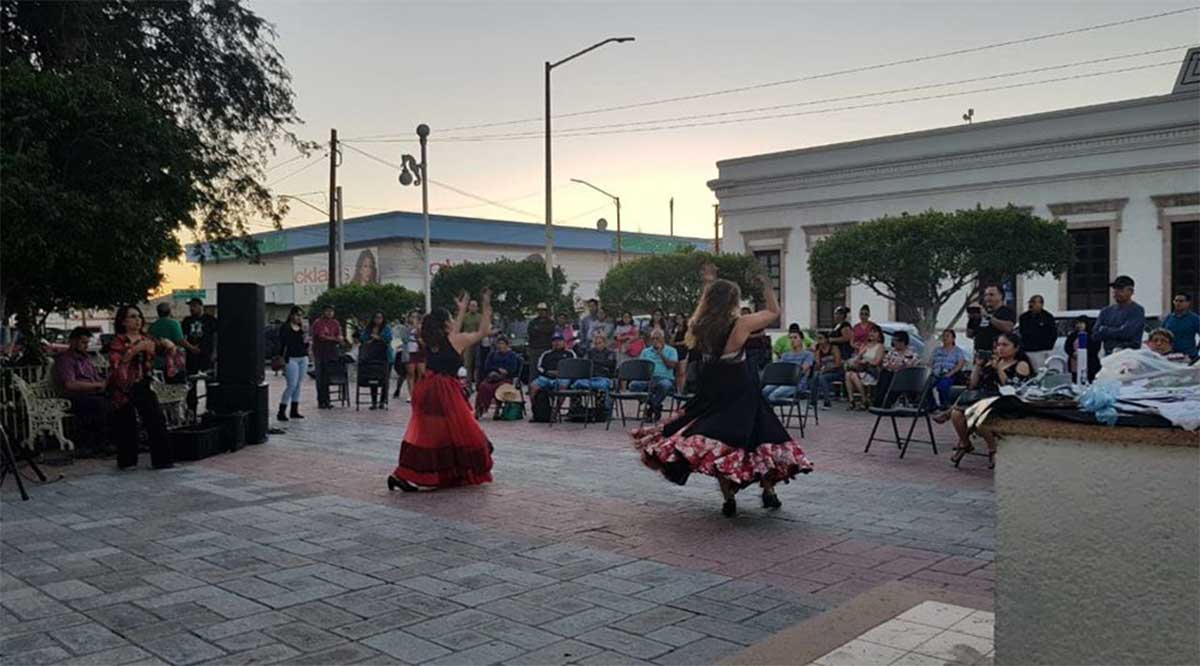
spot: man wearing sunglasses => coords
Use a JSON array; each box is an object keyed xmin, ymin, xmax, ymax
[{"xmin": 1163, "ymin": 292, "xmax": 1199, "ymax": 361}]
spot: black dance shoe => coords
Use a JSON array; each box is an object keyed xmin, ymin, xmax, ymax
[
  {"xmin": 721, "ymin": 498, "xmax": 737, "ymax": 518},
  {"xmin": 762, "ymin": 490, "xmax": 782, "ymax": 510},
  {"xmin": 387, "ymin": 475, "xmax": 400, "ymax": 491}
]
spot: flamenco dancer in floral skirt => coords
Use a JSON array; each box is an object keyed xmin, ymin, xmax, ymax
[
  {"xmin": 632, "ymin": 275, "xmax": 812, "ymax": 517},
  {"xmin": 388, "ymin": 290, "xmax": 495, "ymax": 491}
]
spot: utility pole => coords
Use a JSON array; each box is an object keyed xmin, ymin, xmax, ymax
[
  {"xmin": 669, "ymin": 197, "xmax": 674, "ymax": 237},
  {"xmin": 713, "ymin": 204, "xmax": 721, "ymax": 254},
  {"xmin": 328, "ymin": 128, "xmax": 339, "ymax": 289},
  {"xmin": 336, "ymin": 185, "xmax": 344, "ymax": 287}
]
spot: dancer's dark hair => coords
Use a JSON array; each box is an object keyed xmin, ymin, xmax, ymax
[{"xmin": 420, "ymin": 308, "xmax": 451, "ymax": 351}]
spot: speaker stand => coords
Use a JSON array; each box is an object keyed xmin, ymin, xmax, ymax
[{"xmin": 0, "ymin": 425, "xmax": 48, "ymax": 502}]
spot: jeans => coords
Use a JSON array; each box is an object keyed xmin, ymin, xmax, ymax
[
  {"xmin": 113, "ymin": 381, "xmax": 172, "ymax": 469},
  {"xmin": 762, "ymin": 385, "xmax": 801, "ymax": 402},
  {"xmin": 933, "ymin": 376, "xmax": 956, "ymax": 408},
  {"xmin": 280, "ymin": 356, "xmax": 308, "ymax": 406},
  {"xmin": 817, "ymin": 369, "xmax": 842, "ymax": 403},
  {"xmin": 630, "ymin": 377, "xmax": 674, "ymax": 412},
  {"xmin": 533, "ymin": 376, "xmax": 571, "ymax": 392}
]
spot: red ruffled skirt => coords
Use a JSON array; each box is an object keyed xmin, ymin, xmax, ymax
[
  {"xmin": 632, "ymin": 417, "xmax": 813, "ymax": 487},
  {"xmin": 393, "ymin": 373, "xmax": 493, "ymax": 488}
]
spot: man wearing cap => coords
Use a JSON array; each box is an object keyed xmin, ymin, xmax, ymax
[
  {"xmin": 526, "ymin": 302, "xmax": 556, "ymax": 378},
  {"xmin": 1094, "ymin": 275, "xmax": 1146, "ymax": 355},
  {"xmin": 530, "ymin": 334, "xmax": 576, "ymax": 398},
  {"xmin": 181, "ymin": 298, "xmax": 218, "ymax": 376}
]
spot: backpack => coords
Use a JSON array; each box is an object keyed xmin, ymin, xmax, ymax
[
  {"xmin": 498, "ymin": 401, "xmax": 524, "ymax": 421},
  {"xmin": 530, "ymin": 390, "xmax": 553, "ymax": 423}
]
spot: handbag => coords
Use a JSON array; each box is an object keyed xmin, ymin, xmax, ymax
[{"xmin": 271, "ymin": 355, "xmax": 285, "ymax": 372}]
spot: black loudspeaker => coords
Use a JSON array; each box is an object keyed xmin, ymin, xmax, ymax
[
  {"xmin": 208, "ymin": 382, "xmax": 269, "ymax": 445},
  {"xmin": 217, "ymin": 282, "xmax": 266, "ymax": 385}
]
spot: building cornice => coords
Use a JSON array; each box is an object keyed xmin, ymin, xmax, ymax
[
  {"xmin": 1151, "ymin": 192, "xmax": 1200, "ymax": 209},
  {"xmin": 710, "ymin": 123, "xmax": 1198, "ymax": 198},
  {"xmin": 1047, "ymin": 198, "xmax": 1128, "ymax": 217},
  {"xmin": 716, "ymin": 161, "xmax": 1199, "ymax": 217}
]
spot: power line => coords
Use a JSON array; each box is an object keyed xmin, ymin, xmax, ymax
[
  {"xmin": 265, "ymin": 153, "xmax": 310, "ymax": 172},
  {"xmin": 341, "ymin": 7, "xmax": 1197, "ymax": 140},
  {"xmin": 435, "ymin": 60, "xmax": 1178, "ymax": 143},
  {"xmin": 266, "ymin": 153, "xmax": 327, "ymax": 187},
  {"xmin": 430, "ymin": 46, "xmax": 1191, "ymax": 141}
]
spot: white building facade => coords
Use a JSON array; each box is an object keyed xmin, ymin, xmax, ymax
[{"xmin": 710, "ymin": 82, "xmax": 1199, "ymax": 332}]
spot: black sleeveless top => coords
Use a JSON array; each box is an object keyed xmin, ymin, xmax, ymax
[{"xmin": 425, "ymin": 344, "xmax": 463, "ymax": 376}]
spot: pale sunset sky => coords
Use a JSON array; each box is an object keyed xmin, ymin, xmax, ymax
[{"xmin": 159, "ymin": 0, "xmax": 1198, "ymax": 292}]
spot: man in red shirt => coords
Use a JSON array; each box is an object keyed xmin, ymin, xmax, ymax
[{"xmin": 311, "ymin": 304, "xmax": 346, "ymax": 409}]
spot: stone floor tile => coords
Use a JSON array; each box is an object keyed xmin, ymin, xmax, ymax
[
  {"xmin": 653, "ymin": 637, "xmax": 743, "ymax": 665},
  {"xmin": 856, "ymin": 619, "xmax": 943, "ymax": 651},
  {"xmin": 504, "ymin": 639, "xmax": 603, "ymax": 665},
  {"xmin": 815, "ymin": 638, "xmax": 908, "ymax": 666},
  {"xmin": 362, "ymin": 630, "xmax": 451, "ymax": 662},
  {"xmin": 424, "ymin": 640, "xmax": 526, "ymax": 666},
  {"xmin": 263, "ymin": 622, "xmax": 345, "ymax": 652},
  {"xmin": 40, "ymin": 580, "xmax": 104, "ymax": 601},
  {"xmin": 643, "ymin": 626, "xmax": 707, "ymax": 648},
  {"xmin": 142, "ymin": 633, "xmax": 226, "ymax": 666},
  {"xmin": 541, "ymin": 607, "xmax": 628, "ymax": 638},
  {"xmin": 895, "ymin": 601, "xmax": 976, "ymax": 629},
  {"xmin": 912, "ymin": 629, "xmax": 993, "ymax": 663},
  {"xmin": 949, "ymin": 610, "xmax": 995, "ymax": 639},
  {"xmin": 576, "ymin": 628, "xmax": 672, "ymax": 660},
  {"xmin": 50, "ymin": 622, "xmax": 129, "ymax": 655}
]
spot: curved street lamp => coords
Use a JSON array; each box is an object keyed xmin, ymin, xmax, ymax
[
  {"xmin": 570, "ymin": 178, "xmax": 622, "ymax": 264},
  {"xmin": 544, "ymin": 37, "xmax": 635, "ymax": 278},
  {"xmin": 398, "ymin": 124, "xmax": 432, "ymax": 313}
]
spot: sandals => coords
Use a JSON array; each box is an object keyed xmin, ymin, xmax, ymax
[{"xmin": 950, "ymin": 443, "xmax": 975, "ymax": 464}]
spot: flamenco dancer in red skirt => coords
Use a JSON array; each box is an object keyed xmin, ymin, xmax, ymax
[
  {"xmin": 632, "ymin": 274, "xmax": 812, "ymax": 517},
  {"xmin": 388, "ymin": 289, "xmax": 494, "ymax": 491}
]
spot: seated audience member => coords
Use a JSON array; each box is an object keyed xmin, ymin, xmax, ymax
[
  {"xmin": 946, "ymin": 331, "xmax": 1032, "ymax": 468},
  {"xmin": 812, "ymin": 332, "xmax": 842, "ymax": 409},
  {"xmin": 762, "ymin": 331, "xmax": 815, "ymax": 402},
  {"xmin": 882, "ymin": 330, "xmax": 920, "ymax": 372},
  {"xmin": 632, "ymin": 329, "xmax": 678, "ymax": 421},
  {"xmin": 475, "ymin": 336, "xmax": 521, "ymax": 416},
  {"xmin": 52, "ymin": 327, "xmax": 109, "ymax": 449},
  {"xmin": 930, "ymin": 329, "xmax": 969, "ymax": 409},
  {"xmin": 772, "ymin": 323, "xmax": 811, "ymax": 359},
  {"xmin": 1148, "ymin": 328, "xmax": 1189, "ymax": 363},
  {"xmin": 844, "ymin": 326, "xmax": 884, "ymax": 410},
  {"xmin": 529, "ymin": 334, "xmax": 576, "ymax": 397},
  {"xmin": 575, "ymin": 332, "xmax": 618, "ymax": 413}
]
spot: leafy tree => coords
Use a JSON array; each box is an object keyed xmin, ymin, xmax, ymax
[
  {"xmin": 310, "ymin": 284, "xmax": 423, "ymax": 326},
  {"xmin": 597, "ymin": 249, "xmax": 764, "ymax": 317},
  {"xmin": 808, "ymin": 206, "xmax": 1072, "ymax": 339},
  {"xmin": 431, "ymin": 258, "xmax": 576, "ymax": 324},
  {"xmin": 1, "ymin": 1, "xmax": 305, "ymax": 359}
]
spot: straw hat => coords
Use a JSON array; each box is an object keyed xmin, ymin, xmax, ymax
[{"xmin": 495, "ymin": 384, "xmax": 522, "ymax": 403}]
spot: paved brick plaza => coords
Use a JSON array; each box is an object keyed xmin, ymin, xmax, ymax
[{"xmin": 2, "ymin": 375, "xmax": 994, "ymax": 665}]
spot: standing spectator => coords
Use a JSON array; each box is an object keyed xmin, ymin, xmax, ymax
[
  {"xmin": 461, "ymin": 300, "xmax": 482, "ymax": 385},
  {"xmin": 1094, "ymin": 275, "xmax": 1146, "ymax": 355},
  {"xmin": 1163, "ymin": 292, "xmax": 1199, "ymax": 361},
  {"xmin": 632, "ymin": 329, "xmax": 678, "ymax": 421},
  {"xmin": 555, "ymin": 312, "xmax": 577, "ymax": 351},
  {"xmin": 844, "ymin": 326, "xmax": 884, "ymax": 410},
  {"xmin": 591, "ymin": 308, "xmax": 615, "ymax": 349},
  {"xmin": 180, "ymin": 298, "xmax": 217, "ymax": 376},
  {"xmin": 851, "ymin": 305, "xmax": 876, "ymax": 352},
  {"xmin": 882, "ymin": 330, "xmax": 920, "ymax": 372},
  {"xmin": 966, "ymin": 284, "xmax": 1016, "ymax": 355},
  {"xmin": 475, "ymin": 312, "xmax": 501, "ymax": 384},
  {"xmin": 1018, "ymin": 295, "xmax": 1057, "ymax": 370},
  {"xmin": 1065, "ymin": 315, "xmax": 1101, "ymax": 382},
  {"xmin": 52, "ymin": 327, "xmax": 108, "ymax": 450},
  {"xmin": 475, "ymin": 336, "xmax": 520, "ymax": 417},
  {"xmin": 829, "ymin": 305, "xmax": 854, "ymax": 361},
  {"xmin": 648, "ymin": 309, "xmax": 667, "ymax": 335},
  {"xmin": 930, "ymin": 329, "xmax": 969, "ymax": 409},
  {"xmin": 311, "ymin": 304, "xmax": 346, "ymax": 409},
  {"xmin": 359, "ymin": 311, "xmax": 394, "ymax": 410},
  {"xmin": 578, "ymin": 299, "xmax": 600, "ymax": 352},
  {"xmin": 276, "ymin": 307, "xmax": 309, "ymax": 421},
  {"xmin": 577, "ymin": 332, "xmax": 618, "ymax": 415},
  {"xmin": 148, "ymin": 302, "xmax": 186, "ymax": 383},
  {"xmin": 812, "ymin": 332, "xmax": 842, "ymax": 409},
  {"xmin": 761, "ymin": 331, "xmax": 814, "ymax": 403},
  {"xmin": 614, "ymin": 311, "xmax": 640, "ymax": 365},
  {"xmin": 526, "ymin": 303, "xmax": 556, "ymax": 376},
  {"xmin": 529, "ymin": 334, "xmax": 576, "ymax": 397},
  {"xmin": 107, "ymin": 305, "xmax": 174, "ymax": 470},
  {"xmin": 741, "ymin": 307, "xmax": 773, "ymax": 373},
  {"xmin": 401, "ymin": 311, "xmax": 425, "ymax": 402}
]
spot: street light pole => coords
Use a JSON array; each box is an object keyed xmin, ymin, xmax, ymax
[
  {"xmin": 399, "ymin": 124, "xmax": 432, "ymax": 313},
  {"xmin": 545, "ymin": 36, "xmax": 635, "ymax": 279},
  {"xmin": 570, "ymin": 178, "xmax": 623, "ymax": 264}
]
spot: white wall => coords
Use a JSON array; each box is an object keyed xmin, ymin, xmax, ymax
[
  {"xmin": 713, "ymin": 93, "xmax": 1200, "ymax": 331},
  {"xmin": 994, "ymin": 433, "xmax": 1199, "ymax": 665}
]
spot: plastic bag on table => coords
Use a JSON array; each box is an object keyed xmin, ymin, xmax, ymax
[
  {"xmin": 1094, "ymin": 349, "xmax": 1199, "ymax": 386},
  {"xmin": 1079, "ymin": 380, "xmax": 1121, "ymax": 426}
]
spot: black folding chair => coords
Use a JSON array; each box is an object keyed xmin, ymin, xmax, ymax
[
  {"xmin": 762, "ymin": 362, "xmax": 809, "ymax": 437},
  {"xmin": 326, "ymin": 357, "xmax": 351, "ymax": 407},
  {"xmin": 608, "ymin": 360, "xmax": 654, "ymax": 430},
  {"xmin": 864, "ymin": 367, "xmax": 937, "ymax": 458},
  {"xmin": 548, "ymin": 358, "xmax": 594, "ymax": 428},
  {"xmin": 355, "ymin": 360, "xmax": 390, "ymax": 411}
]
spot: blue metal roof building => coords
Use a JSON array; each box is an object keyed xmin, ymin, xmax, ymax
[{"xmin": 188, "ymin": 210, "xmax": 710, "ymax": 261}]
